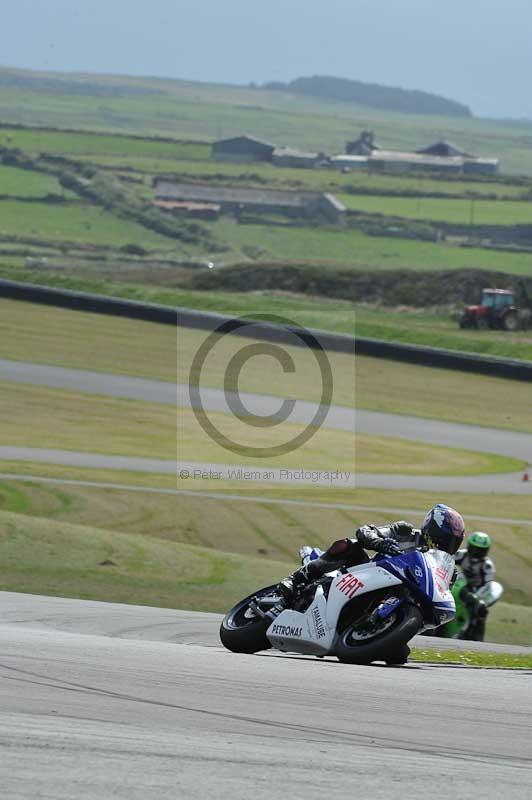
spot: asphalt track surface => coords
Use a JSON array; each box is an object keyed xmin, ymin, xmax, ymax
[
  {"xmin": 1, "ymin": 593, "xmax": 531, "ymax": 800},
  {"xmin": 2, "ymin": 359, "xmax": 532, "ymax": 494}
]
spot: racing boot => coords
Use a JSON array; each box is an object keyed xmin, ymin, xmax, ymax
[
  {"xmin": 278, "ymin": 539, "xmax": 367, "ymax": 604},
  {"xmin": 462, "ymin": 600, "xmax": 488, "ymax": 642},
  {"xmin": 277, "ymin": 558, "xmax": 329, "ymax": 603},
  {"xmin": 277, "ymin": 565, "xmax": 311, "ymax": 604}
]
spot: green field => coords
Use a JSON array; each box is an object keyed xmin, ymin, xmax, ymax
[
  {"xmin": 210, "ymin": 221, "xmax": 532, "ymax": 274},
  {"xmin": 339, "ymin": 194, "xmax": 532, "ymax": 226},
  {"xmin": 0, "ymin": 127, "xmax": 210, "ymax": 161},
  {"xmin": 0, "ymin": 199, "xmax": 175, "ymax": 249},
  {"xmin": 0, "ymin": 163, "xmax": 66, "ymax": 197}
]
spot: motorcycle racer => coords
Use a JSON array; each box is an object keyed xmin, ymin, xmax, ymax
[
  {"xmin": 277, "ymin": 504, "xmax": 465, "ymax": 663},
  {"xmin": 454, "ymin": 531, "xmax": 495, "ymax": 641},
  {"xmin": 279, "ymin": 504, "xmax": 466, "ymax": 602}
]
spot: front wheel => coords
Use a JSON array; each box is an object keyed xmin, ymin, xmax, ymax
[
  {"xmin": 220, "ymin": 585, "xmax": 279, "ymax": 653},
  {"xmin": 335, "ymin": 604, "xmax": 423, "ymax": 664}
]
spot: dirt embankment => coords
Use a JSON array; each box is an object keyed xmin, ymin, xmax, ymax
[{"xmin": 188, "ymin": 263, "xmax": 532, "ymax": 308}]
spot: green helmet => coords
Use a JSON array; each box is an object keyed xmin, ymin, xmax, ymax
[{"xmin": 467, "ymin": 531, "xmax": 491, "ymax": 559}]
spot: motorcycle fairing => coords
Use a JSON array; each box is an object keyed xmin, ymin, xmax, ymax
[
  {"xmin": 266, "ymin": 562, "xmax": 402, "ymax": 655},
  {"xmin": 325, "ymin": 561, "xmax": 403, "ymax": 630},
  {"xmin": 265, "ymin": 550, "xmax": 456, "ymax": 656},
  {"xmin": 266, "ymin": 584, "xmax": 335, "ymax": 654},
  {"xmin": 377, "ymin": 549, "xmax": 456, "ymax": 626}
]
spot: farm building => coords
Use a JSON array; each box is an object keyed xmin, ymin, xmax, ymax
[
  {"xmin": 368, "ymin": 150, "xmax": 464, "ymax": 174},
  {"xmin": 345, "ymin": 130, "xmax": 380, "ymax": 155},
  {"xmin": 417, "ymin": 140, "xmax": 499, "ymax": 174},
  {"xmin": 272, "ymin": 147, "xmax": 330, "ymax": 168},
  {"xmin": 462, "ymin": 157, "xmax": 500, "ymax": 175},
  {"xmin": 152, "ymin": 200, "xmax": 220, "ymax": 221},
  {"xmin": 331, "ymin": 132, "xmax": 500, "ymax": 175},
  {"xmin": 153, "ymin": 180, "xmax": 346, "ymax": 223},
  {"xmin": 211, "ymin": 135, "xmax": 275, "ymax": 163},
  {"xmin": 330, "ymin": 154, "xmax": 369, "ymax": 170},
  {"xmin": 417, "ymin": 140, "xmax": 470, "ymax": 158}
]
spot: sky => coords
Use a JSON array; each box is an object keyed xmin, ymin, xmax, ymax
[{"xmin": 3, "ymin": 0, "xmax": 532, "ymax": 119}]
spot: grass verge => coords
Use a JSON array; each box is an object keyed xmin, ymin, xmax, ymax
[
  {"xmin": 0, "ymin": 509, "xmax": 291, "ymax": 612},
  {"xmin": 410, "ymin": 648, "xmax": 532, "ymax": 668}
]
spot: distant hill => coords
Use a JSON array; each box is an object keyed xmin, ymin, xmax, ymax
[
  {"xmin": 0, "ymin": 65, "xmax": 164, "ymax": 97},
  {"xmin": 262, "ymin": 75, "xmax": 472, "ymax": 118}
]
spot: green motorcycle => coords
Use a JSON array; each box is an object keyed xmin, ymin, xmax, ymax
[{"xmin": 436, "ymin": 573, "xmax": 504, "ymax": 640}]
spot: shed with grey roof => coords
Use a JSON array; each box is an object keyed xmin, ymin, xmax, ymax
[
  {"xmin": 368, "ymin": 150, "xmax": 464, "ymax": 174},
  {"xmin": 417, "ymin": 140, "xmax": 471, "ymax": 158},
  {"xmin": 272, "ymin": 148, "xmax": 330, "ymax": 168},
  {"xmin": 153, "ymin": 180, "xmax": 346, "ymax": 222},
  {"xmin": 463, "ymin": 158, "xmax": 500, "ymax": 176},
  {"xmin": 211, "ymin": 135, "xmax": 275, "ymax": 163}
]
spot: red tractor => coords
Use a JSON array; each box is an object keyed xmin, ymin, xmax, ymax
[{"xmin": 459, "ymin": 288, "xmax": 522, "ymax": 331}]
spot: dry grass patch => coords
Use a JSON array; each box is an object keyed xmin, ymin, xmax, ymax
[
  {"xmin": 179, "ymin": 326, "xmax": 355, "ymax": 408},
  {"xmin": 0, "ymin": 299, "xmax": 177, "ymax": 381},
  {"xmin": 0, "ymin": 382, "xmax": 176, "ymax": 458},
  {"xmin": 355, "ymin": 356, "xmax": 532, "ymax": 433}
]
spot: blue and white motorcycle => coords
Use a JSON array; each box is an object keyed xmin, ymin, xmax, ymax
[{"xmin": 220, "ymin": 544, "xmax": 456, "ymax": 664}]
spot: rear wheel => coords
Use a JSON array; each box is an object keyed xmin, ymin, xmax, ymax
[
  {"xmin": 502, "ymin": 311, "xmax": 518, "ymax": 332},
  {"xmin": 335, "ymin": 604, "xmax": 423, "ymax": 665},
  {"xmin": 219, "ymin": 585, "xmax": 278, "ymax": 653}
]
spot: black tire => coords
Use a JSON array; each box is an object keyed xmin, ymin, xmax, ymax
[
  {"xmin": 335, "ymin": 604, "xmax": 423, "ymax": 665},
  {"xmin": 458, "ymin": 313, "xmax": 470, "ymax": 329},
  {"xmin": 502, "ymin": 311, "xmax": 518, "ymax": 332},
  {"xmin": 476, "ymin": 316, "xmax": 489, "ymax": 330},
  {"xmin": 219, "ymin": 585, "xmax": 278, "ymax": 654}
]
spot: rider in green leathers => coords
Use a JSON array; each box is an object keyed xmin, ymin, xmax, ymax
[{"xmin": 454, "ymin": 532, "xmax": 495, "ymax": 641}]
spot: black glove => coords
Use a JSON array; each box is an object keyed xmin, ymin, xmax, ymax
[
  {"xmin": 390, "ymin": 521, "xmax": 414, "ymax": 538},
  {"xmin": 373, "ymin": 537, "xmax": 402, "ymax": 556},
  {"xmin": 355, "ymin": 524, "xmax": 379, "ymax": 542}
]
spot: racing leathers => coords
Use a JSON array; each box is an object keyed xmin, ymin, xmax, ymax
[
  {"xmin": 279, "ymin": 521, "xmax": 420, "ymax": 598},
  {"xmin": 454, "ymin": 549, "xmax": 496, "ymax": 641}
]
